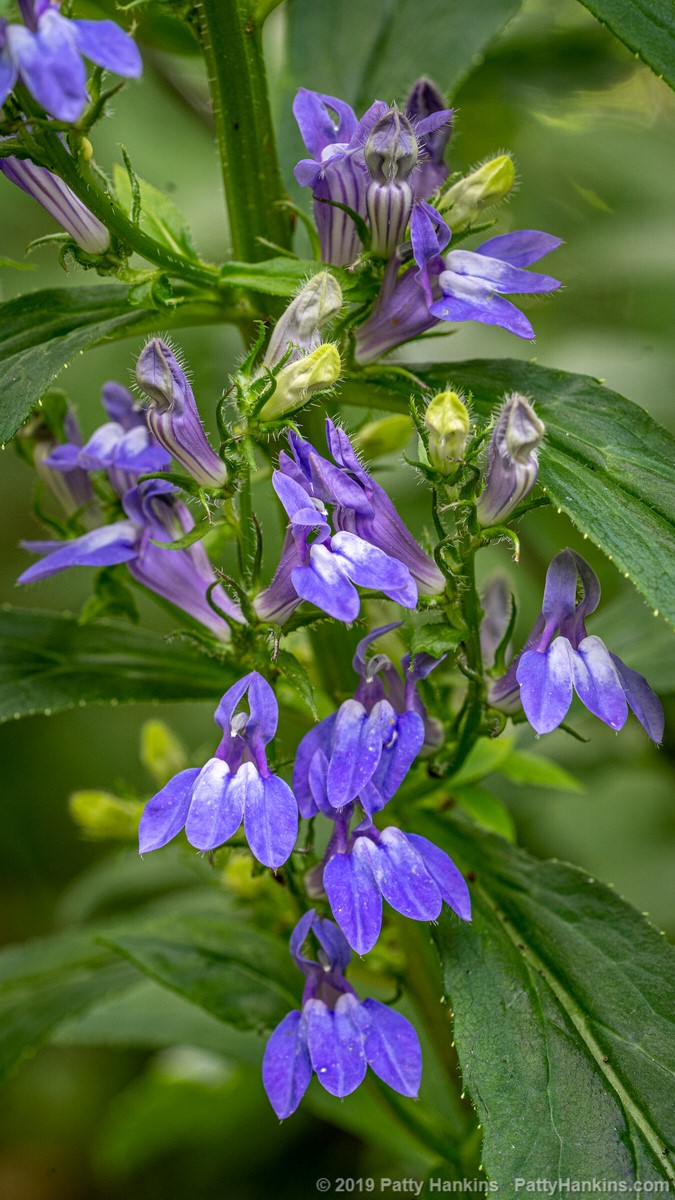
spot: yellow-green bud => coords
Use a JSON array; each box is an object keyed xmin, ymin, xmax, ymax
[
  {"xmin": 424, "ymin": 391, "xmax": 471, "ymax": 475},
  {"xmin": 437, "ymin": 155, "xmax": 515, "ymax": 230},
  {"xmin": 69, "ymin": 790, "xmax": 143, "ymax": 840},
  {"xmin": 356, "ymin": 415, "xmax": 413, "ymax": 459},
  {"xmin": 140, "ymin": 720, "xmax": 187, "ymax": 787},
  {"xmin": 259, "ymin": 343, "xmax": 341, "ymax": 421}
]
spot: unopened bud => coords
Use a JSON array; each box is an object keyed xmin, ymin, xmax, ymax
[
  {"xmin": 69, "ymin": 790, "xmax": 143, "ymax": 840},
  {"xmin": 480, "ymin": 576, "xmax": 512, "ymax": 669},
  {"xmin": 424, "ymin": 390, "xmax": 470, "ymax": 475},
  {"xmin": 437, "ymin": 155, "xmax": 515, "ymax": 230},
  {"xmin": 0, "ymin": 156, "xmax": 110, "ymax": 253},
  {"xmin": 364, "ymin": 108, "xmax": 418, "ymax": 184},
  {"xmin": 476, "ymin": 393, "xmax": 544, "ymax": 526},
  {"xmin": 259, "ymin": 343, "xmax": 341, "ymax": 421},
  {"xmin": 356, "ymin": 415, "xmax": 412, "ymax": 459},
  {"xmin": 264, "ymin": 272, "xmax": 342, "ymax": 369},
  {"xmin": 135, "ymin": 338, "xmax": 228, "ymax": 488},
  {"xmin": 140, "ymin": 720, "xmax": 187, "ymax": 788}
]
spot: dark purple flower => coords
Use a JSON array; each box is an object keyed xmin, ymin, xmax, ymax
[
  {"xmin": 323, "ymin": 819, "xmax": 471, "ymax": 955},
  {"xmin": 475, "ymin": 392, "xmax": 545, "ymax": 527},
  {"xmin": 491, "ymin": 550, "xmax": 664, "ymax": 742},
  {"xmin": 0, "ymin": 153, "xmax": 109, "ymax": 251},
  {"xmin": 254, "ymin": 419, "xmax": 443, "ymax": 624},
  {"xmin": 18, "ymin": 478, "xmax": 240, "ymax": 637},
  {"xmin": 293, "ymin": 86, "xmax": 452, "ymax": 265},
  {"xmin": 262, "ymin": 909, "xmax": 422, "ymax": 1118},
  {"xmin": 1, "ymin": 0, "xmax": 141, "ymax": 123},
  {"xmin": 405, "ymin": 78, "xmax": 453, "ymax": 199},
  {"xmin": 139, "ymin": 672, "xmax": 298, "ymax": 867},
  {"xmin": 479, "ymin": 575, "xmax": 512, "ymax": 670},
  {"xmin": 293, "ymin": 624, "xmax": 443, "ymax": 819},
  {"xmin": 355, "ymin": 205, "xmax": 561, "ymax": 362},
  {"xmin": 135, "ymin": 339, "xmax": 228, "ymax": 489}
]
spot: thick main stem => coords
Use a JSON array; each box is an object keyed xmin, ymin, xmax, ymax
[{"xmin": 196, "ymin": 0, "xmax": 292, "ymax": 262}]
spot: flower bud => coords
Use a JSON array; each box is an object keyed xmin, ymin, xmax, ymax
[
  {"xmin": 0, "ymin": 156, "xmax": 110, "ymax": 253},
  {"xmin": 264, "ymin": 271, "xmax": 342, "ymax": 369},
  {"xmin": 135, "ymin": 338, "xmax": 228, "ymax": 488},
  {"xmin": 258, "ymin": 343, "xmax": 341, "ymax": 421},
  {"xmin": 17, "ymin": 405, "xmax": 94, "ymax": 517},
  {"xmin": 476, "ymin": 392, "xmax": 544, "ymax": 526},
  {"xmin": 437, "ymin": 155, "xmax": 515, "ymax": 230},
  {"xmin": 69, "ymin": 790, "xmax": 143, "ymax": 840},
  {"xmin": 424, "ymin": 390, "xmax": 470, "ymax": 476},
  {"xmin": 356, "ymin": 414, "xmax": 412, "ymax": 459},
  {"xmin": 479, "ymin": 575, "xmax": 512, "ymax": 669}
]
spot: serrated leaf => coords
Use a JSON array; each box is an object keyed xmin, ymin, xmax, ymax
[
  {"xmin": 422, "ymin": 810, "xmax": 675, "ymax": 1185},
  {"xmin": 341, "ymin": 360, "xmax": 675, "ymax": 626},
  {"xmin": 274, "ymin": 648, "xmax": 319, "ymax": 719},
  {"xmin": 113, "ymin": 164, "xmax": 200, "ymax": 260},
  {"xmin": 410, "ymin": 618, "xmax": 466, "ymax": 659},
  {"xmin": 576, "ymin": 0, "xmax": 675, "ymax": 90},
  {"xmin": 0, "ymin": 606, "xmax": 237, "ymax": 722},
  {"xmin": 104, "ymin": 917, "xmax": 299, "ymax": 1032},
  {"xmin": 501, "ymin": 749, "xmax": 584, "ymax": 793}
]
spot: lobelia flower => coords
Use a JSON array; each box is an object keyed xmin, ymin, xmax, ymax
[
  {"xmin": 293, "ymin": 623, "xmax": 443, "ymax": 821},
  {"xmin": 138, "ymin": 672, "xmax": 298, "ymax": 868},
  {"xmin": 490, "ymin": 549, "xmax": 664, "ymax": 742},
  {"xmin": 254, "ymin": 419, "xmax": 443, "ymax": 624},
  {"xmin": 479, "ymin": 575, "xmax": 513, "ymax": 670},
  {"xmin": 293, "ymin": 85, "xmax": 452, "ymax": 265},
  {"xmin": 135, "ymin": 338, "xmax": 228, "ymax": 489},
  {"xmin": 17, "ymin": 407, "xmax": 95, "ymax": 519},
  {"xmin": 263, "ymin": 909, "xmax": 422, "ymax": 1118},
  {"xmin": 405, "ymin": 77, "xmax": 453, "ymax": 200},
  {"xmin": 0, "ymin": 0, "xmax": 142, "ymax": 123},
  {"xmin": 18, "ymin": 477, "xmax": 240, "ymax": 636},
  {"xmin": 0, "ymin": 153, "xmax": 110, "ymax": 252},
  {"xmin": 354, "ymin": 204, "xmax": 561, "ymax": 363},
  {"xmin": 475, "ymin": 392, "xmax": 544, "ymax": 526}
]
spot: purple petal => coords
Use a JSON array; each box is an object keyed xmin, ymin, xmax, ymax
[
  {"xmin": 610, "ymin": 654, "xmax": 664, "ymax": 743},
  {"xmin": 542, "ymin": 549, "xmax": 578, "ymax": 627},
  {"xmin": 138, "ymin": 767, "xmax": 200, "ymax": 853},
  {"xmin": 313, "ymin": 917, "xmax": 352, "ymax": 973},
  {"xmin": 572, "ymin": 636, "xmax": 628, "ymax": 731},
  {"xmin": 430, "ymin": 277, "xmax": 536, "ymax": 340},
  {"xmin": 305, "ymin": 995, "xmax": 367, "ymax": 1098},
  {"xmin": 17, "ymin": 521, "xmax": 139, "ymax": 584},
  {"xmin": 293, "ymin": 88, "xmax": 357, "ymax": 158},
  {"xmin": 368, "ymin": 710, "xmax": 425, "ymax": 804},
  {"xmin": 360, "ymin": 998, "xmax": 422, "ymax": 1097},
  {"xmin": 70, "ymin": 18, "xmax": 142, "ymax": 76},
  {"xmin": 184, "ymin": 757, "xmax": 242, "ymax": 851},
  {"xmin": 292, "ymin": 714, "xmax": 336, "ymax": 819},
  {"xmin": 289, "ymin": 909, "xmax": 317, "ymax": 969},
  {"xmin": 406, "ymin": 834, "xmax": 471, "ymax": 920},
  {"xmin": 326, "ymin": 699, "xmax": 396, "ymax": 808},
  {"xmin": 443, "ymin": 248, "xmax": 560, "ymax": 295},
  {"xmin": 362, "ymin": 828, "xmax": 442, "ymax": 922},
  {"xmin": 323, "ymin": 849, "xmax": 382, "ymax": 955},
  {"xmin": 0, "ymin": 42, "xmax": 18, "ymax": 107},
  {"xmin": 102, "ymin": 382, "xmax": 143, "ymax": 429},
  {"xmin": 262, "ymin": 1010, "xmax": 312, "ymax": 1119},
  {"xmin": 243, "ymin": 770, "xmax": 298, "ymax": 869},
  {"xmin": 516, "ymin": 639, "xmax": 574, "ymax": 734},
  {"xmin": 308, "ymin": 748, "xmax": 335, "ymax": 818},
  {"xmin": 291, "ymin": 543, "xmax": 361, "ymax": 622},
  {"xmin": 214, "ymin": 672, "xmax": 276, "ymax": 752},
  {"xmin": 477, "ymin": 230, "xmax": 563, "ymax": 268},
  {"xmin": 331, "ymin": 531, "xmax": 418, "ymax": 609},
  {"xmin": 9, "ymin": 12, "xmax": 87, "ymax": 122}
]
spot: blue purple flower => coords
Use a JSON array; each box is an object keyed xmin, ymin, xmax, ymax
[
  {"xmin": 490, "ymin": 549, "xmax": 664, "ymax": 742},
  {"xmin": 138, "ymin": 672, "xmax": 298, "ymax": 868},
  {"xmin": 475, "ymin": 392, "xmax": 545, "ymax": 527},
  {"xmin": 0, "ymin": 0, "xmax": 142, "ymax": 123},
  {"xmin": 0, "ymin": 152, "xmax": 110, "ymax": 252},
  {"xmin": 263, "ymin": 909, "xmax": 422, "ymax": 1117}
]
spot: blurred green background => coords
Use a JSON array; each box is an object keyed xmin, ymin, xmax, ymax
[{"xmin": 0, "ymin": 0, "xmax": 673, "ymax": 1195}]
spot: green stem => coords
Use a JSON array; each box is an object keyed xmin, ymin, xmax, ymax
[
  {"xmin": 196, "ymin": 0, "xmax": 292, "ymax": 262},
  {"xmin": 449, "ymin": 544, "xmax": 485, "ymax": 772}
]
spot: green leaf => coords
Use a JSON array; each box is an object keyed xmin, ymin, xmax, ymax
[
  {"xmin": 104, "ymin": 916, "xmax": 300, "ymax": 1032},
  {"xmin": 284, "ymin": 0, "xmax": 521, "ymax": 112},
  {"xmin": 219, "ymin": 257, "xmax": 359, "ymax": 299},
  {"xmin": 500, "ymin": 749, "xmax": 584, "ymax": 792},
  {"xmin": 423, "ymin": 811, "xmax": 675, "ymax": 1185},
  {"xmin": 451, "ymin": 784, "xmax": 516, "ymax": 841},
  {"xmin": 342, "ymin": 359, "xmax": 675, "ymax": 626},
  {"xmin": 0, "ymin": 606, "xmax": 237, "ymax": 722},
  {"xmin": 576, "ymin": 0, "xmax": 675, "ymax": 90},
  {"xmin": 410, "ymin": 616, "xmax": 466, "ymax": 659},
  {"xmin": 274, "ymin": 648, "xmax": 319, "ymax": 719},
  {"xmin": 0, "ymin": 256, "xmax": 36, "ymax": 271},
  {"xmin": 447, "ymin": 735, "xmax": 515, "ymax": 787},
  {"xmin": 113, "ymin": 164, "xmax": 200, "ymax": 261}
]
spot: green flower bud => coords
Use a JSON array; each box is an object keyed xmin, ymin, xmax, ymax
[
  {"xmin": 437, "ymin": 155, "xmax": 516, "ymax": 230},
  {"xmin": 69, "ymin": 790, "xmax": 143, "ymax": 840},
  {"xmin": 424, "ymin": 390, "xmax": 470, "ymax": 475},
  {"xmin": 264, "ymin": 272, "xmax": 343, "ymax": 369},
  {"xmin": 140, "ymin": 720, "xmax": 187, "ymax": 787},
  {"xmin": 259, "ymin": 343, "xmax": 341, "ymax": 421},
  {"xmin": 356, "ymin": 415, "xmax": 413, "ymax": 459}
]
